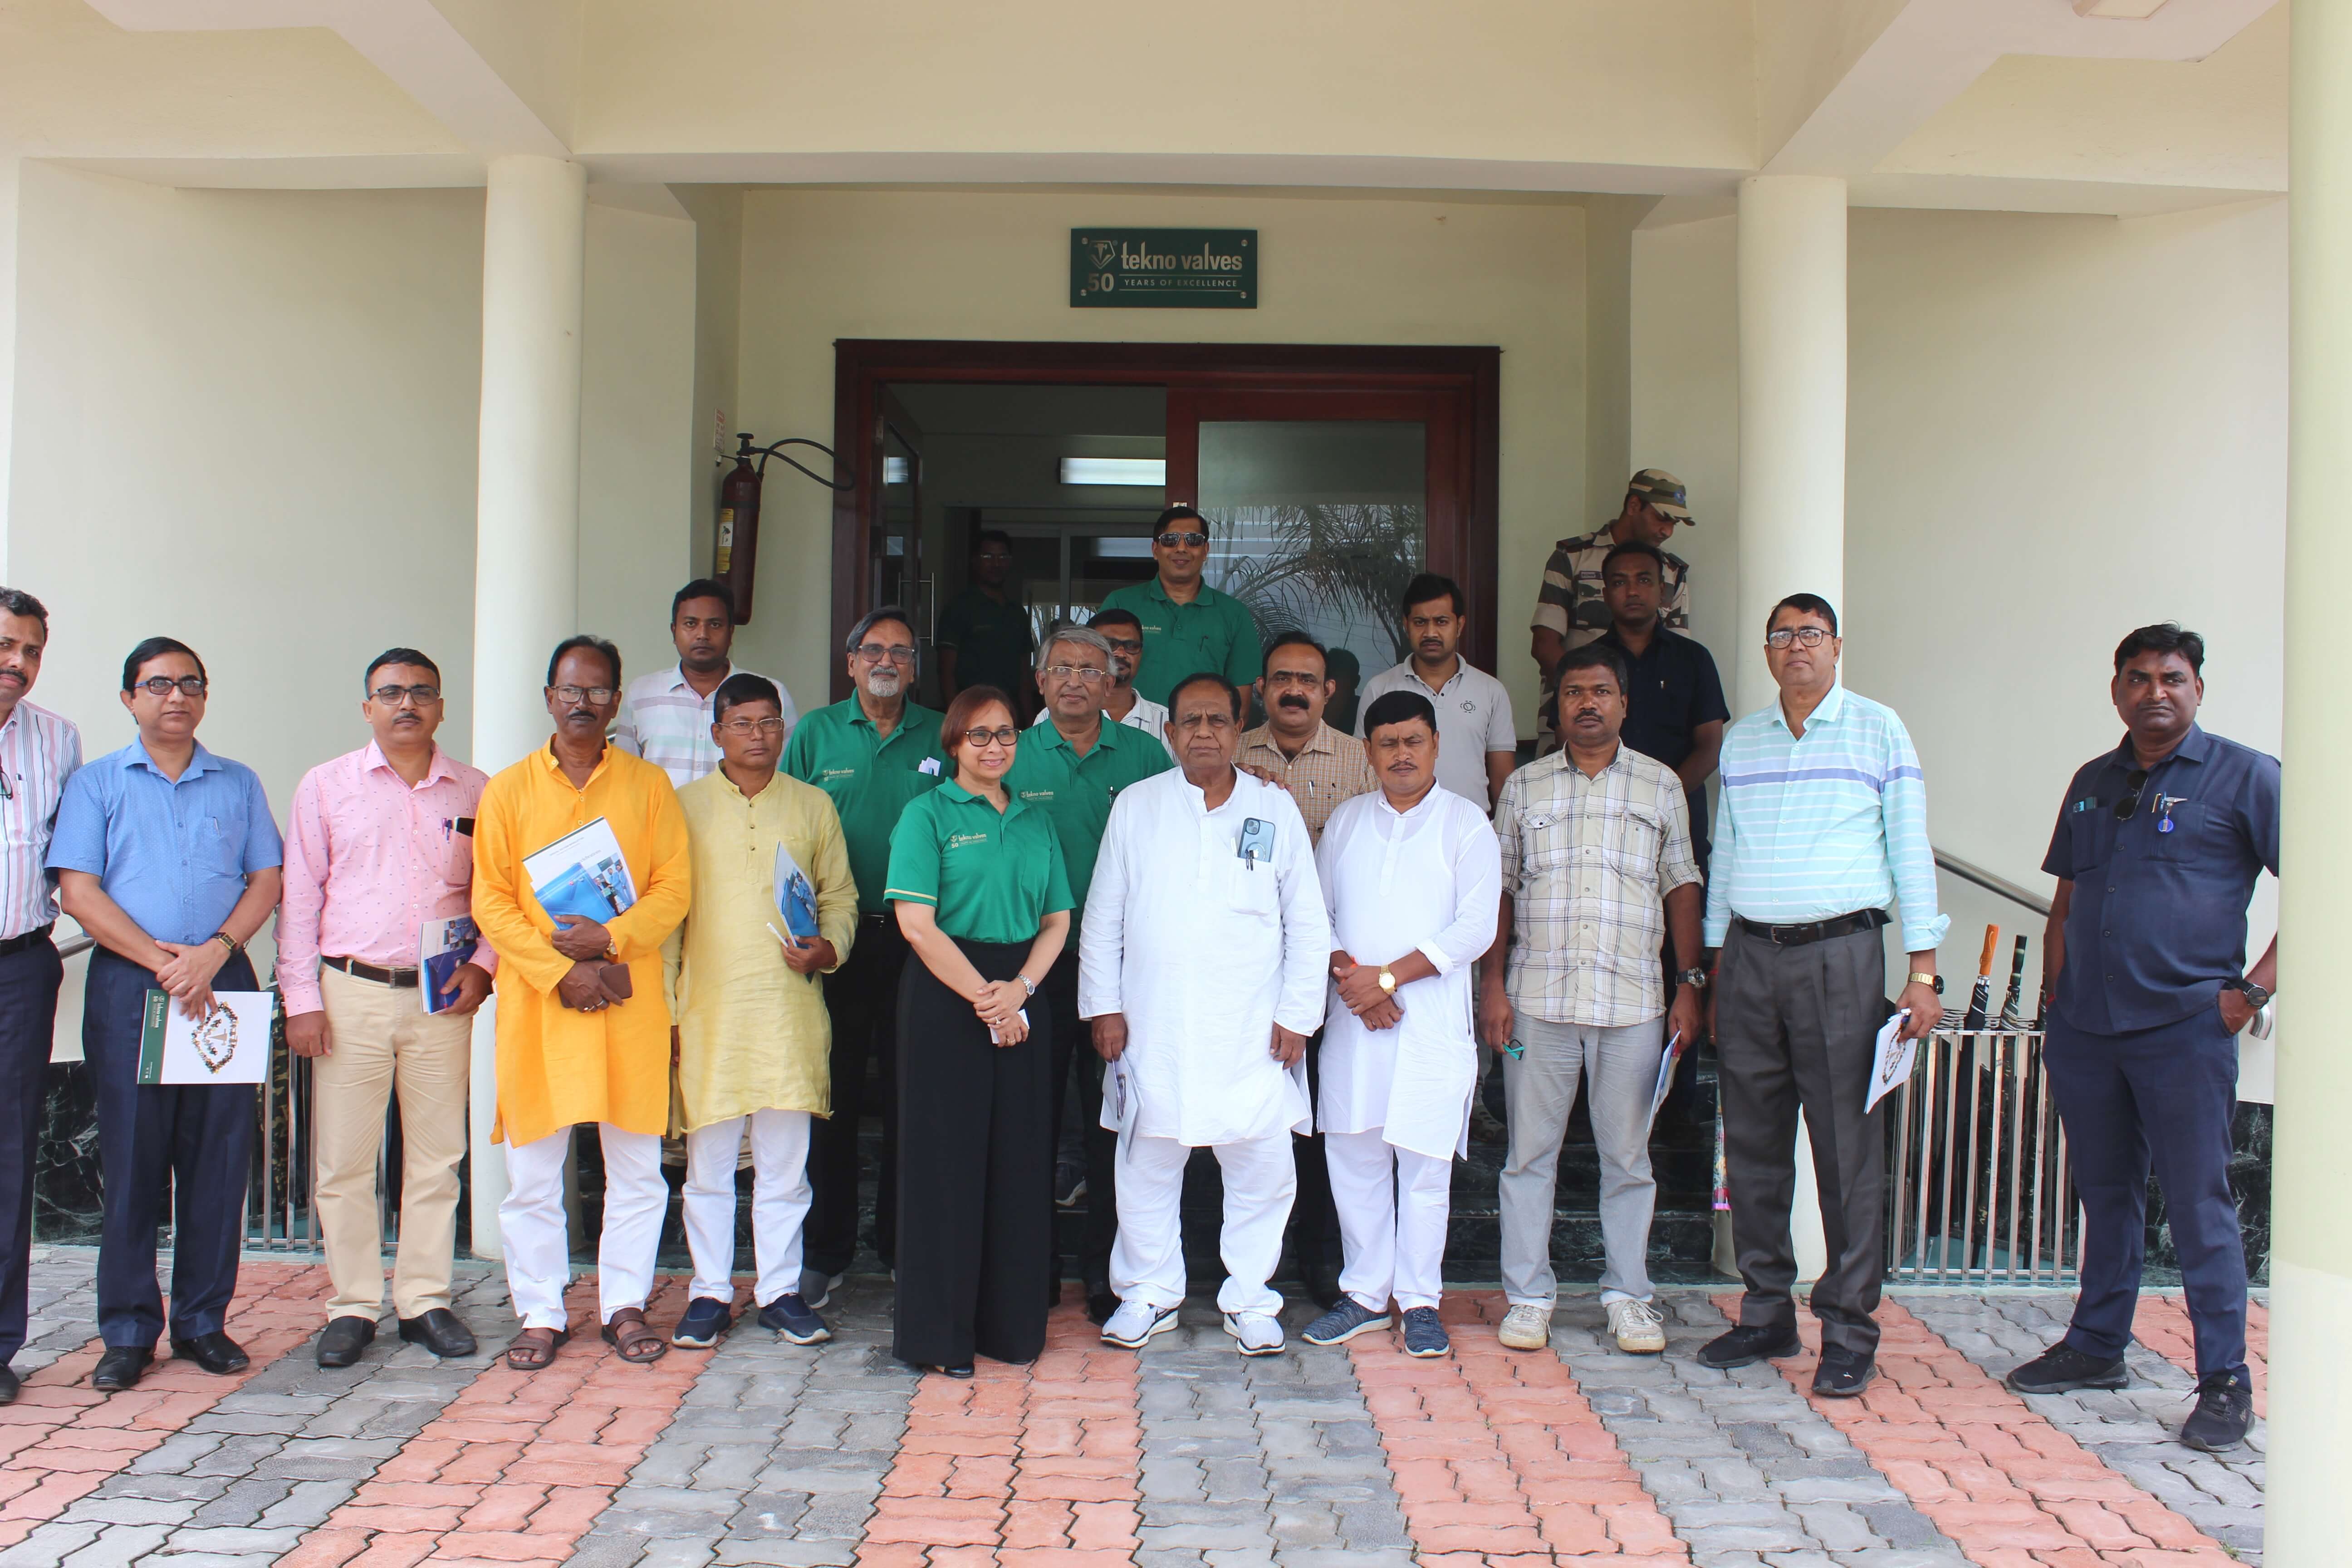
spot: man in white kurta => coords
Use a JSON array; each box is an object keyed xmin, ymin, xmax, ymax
[
  {"xmin": 1081, "ymin": 674, "xmax": 1330, "ymax": 1356},
  {"xmin": 1302, "ymin": 691, "xmax": 1500, "ymax": 1358}
]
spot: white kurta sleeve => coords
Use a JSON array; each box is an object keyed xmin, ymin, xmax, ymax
[
  {"xmin": 1416, "ymin": 806, "xmax": 1504, "ymax": 977},
  {"xmin": 1078, "ymin": 792, "xmax": 1133, "ymax": 1019},
  {"xmin": 1271, "ymin": 791, "xmax": 1333, "ymax": 1035}
]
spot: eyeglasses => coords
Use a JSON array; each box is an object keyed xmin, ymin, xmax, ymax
[
  {"xmin": 720, "ymin": 717, "xmax": 786, "ymax": 736},
  {"xmin": 1100, "ymin": 637, "xmax": 1142, "ymax": 656},
  {"xmin": 853, "ymin": 643, "xmax": 917, "ymax": 664},
  {"xmin": 1042, "ymin": 664, "xmax": 1107, "ymax": 684},
  {"xmin": 1155, "ymin": 531, "xmax": 1210, "ymax": 549},
  {"xmin": 549, "ymin": 685, "xmax": 617, "ymax": 705},
  {"xmin": 1262, "ymin": 671, "xmax": 1324, "ymax": 690},
  {"xmin": 2113, "ymin": 767, "xmax": 2150, "ymax": 822},
  {"xmin": 1764, "ymin": 627, "xmax": 1833, "ymax": 650},
  {"xmin": 133, "ymin": 676, "xmax": 208, "ymax": 698},
  {"xmin": 369, "ymin": 684, "xmax": 441, "ymax": 707},
  {"xmin": 960, "ymin": 726, "xmax": 1021, "ymax": 748}
]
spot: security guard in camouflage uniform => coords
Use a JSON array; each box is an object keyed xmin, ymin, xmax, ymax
[{"xmin": 1529, "ymin": 469, "xmax": 1695, "ymax": 749}]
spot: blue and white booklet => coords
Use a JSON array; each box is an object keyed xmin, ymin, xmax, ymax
[
  {"xmin": 524, "ymin": 817, "xmax": 638, "ymax": 923},
  {"xmin": 418, "ymin": 915, "xmax": 482, "ymax": 1015},
  {"xmin": 773, "ymin": 842, "xmax": 820, "ymax": 940}
]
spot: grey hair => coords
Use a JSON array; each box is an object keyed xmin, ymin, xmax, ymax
[
  {"xmin": 0, "ymin": 588, "xmax": 49, "ymax": 634},
  {"xmin": 845, "ymin": 606, "xmax": 918, "ymax": 655},
  {"xmin": 1036, "ymin": 623, "xmax": 1113, "ymax": 673}
]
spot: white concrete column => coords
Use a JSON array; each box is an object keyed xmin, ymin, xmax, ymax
[
  {"xmin": 0, "ymin": 158, "xmax": 22, "ymax": 580},
  {"xmin": 1734, "ymin": 174, "xmax": 1850, "ymax": 1282},
  {"xmin": 2269, "ymin": 3, "xmax": 2352, "ymax": 1553},
  {"xmin": 467, "ymin": 154, "xmax": 587, "ymax": 1259}
]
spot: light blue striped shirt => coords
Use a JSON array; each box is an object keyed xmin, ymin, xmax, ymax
[{"xmin": 1703, "ymin": 683, "xmax": 1948, "ymax": 954}]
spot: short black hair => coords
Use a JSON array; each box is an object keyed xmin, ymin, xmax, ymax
[
  {"xmin": 845, "ymin": 606, "xmax": 917, "ymax": 652},
  {"xmin": 1261, "ymin": 630, "xmax": 1327, "ymax": 672},
  {"xmin": 1168, "ymin": 670, "xmax": 1242, "ymax": 722},
  {"xmin": 713, "ymin": 671, "xmax": 785, "ymax": 721},
  {"xmin": 975, "ymin": 529, "xmax": 1014, "ymax": 552},
  {"xmin": 122, "ymin": 637, "xmax": 206, "ymax": 692},
  {"xmin": 672, "ymin": 579, "xmax": 735, "ymax": 625},
  {"xmin": 0, "ymin": 588, "xmax": 49, "ymax": 635},
  {"xmin": 1153, "ymin": 504, "xmax": 1207, "ymax": 534},
  {"xmin": 1768, "ymin": 593, "xmax": 1839, "ymax": 637},
  {"xmin": 1362, "ymin": 690, "xmax": 1438, "ymax": 735},
  {"xmin": 546, "ymin": 635, "xmax": 622, "ymax": 690},
  {"xmin": 1556, "ymin": 642, "xmax": 1629, "ymax": 692},
  {"xmin": 2114, "ymin": 621, "xmax": 2205, "ymax": 676},
  {"xmin": 1089, "ymin": 607, "xmax": 1142, "ymax": 633},
  {"xmin": 1600, "ymin": 540, "xmax": 1667, "ymax": 580},
  {"xmin": 1400, "ymin": 573, "xmax": 1466, "ymax": 618},
  {"xmin": 364, "ymin": 647, "xmax": 441, "ymax": 692}
]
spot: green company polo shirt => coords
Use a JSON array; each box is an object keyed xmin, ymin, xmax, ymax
[
  {"xmin": 938, "ymin": 587, "xmax": 1037, "ymax": 698},
  {"xmin": 1005, "ymin": 716, "xmax": 1174, "ymax": 919},
  {"xmin": 1096, "ymin": 579, "xmax": 1262, "ymax": 707},
  {"xmin": 782, "ymin": 696, "xmax": 948, "ymax": 916},
  {"xmin": 883, "ymin": 782, "xmax": 1073, "ymax": 945}
]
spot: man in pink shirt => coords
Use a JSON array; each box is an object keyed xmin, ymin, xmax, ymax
[{"xmin": 278, "ymin": 649, "xmax": 494, "ymax": 1367}]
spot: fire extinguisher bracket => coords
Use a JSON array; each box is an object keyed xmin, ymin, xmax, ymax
[{"xmin": 715, "ymin": 432, "xmax": 853, "ymax": 626}]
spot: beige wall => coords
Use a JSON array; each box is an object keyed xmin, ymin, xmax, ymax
[{"xmin": 730, "ymin": 186, "xmax": 1590, "ymax": 732}]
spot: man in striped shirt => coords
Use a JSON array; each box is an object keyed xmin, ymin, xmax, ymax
[
  {"xmin": 0, "ymin": 588, "xmax": 78, "ymax": 1405},
  {"xmin": 1697, "ymin": 593, "xmax": 1945, "ymax": 1399}
]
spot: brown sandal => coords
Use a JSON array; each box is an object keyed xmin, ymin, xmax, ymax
[
  {"xmin": 601, "ymin": 1308, "xmax": 668, "ymax": 1364},
  {"xmin": 505, "ymin": 1326, "xmax": 569, "ymax": 1370}
]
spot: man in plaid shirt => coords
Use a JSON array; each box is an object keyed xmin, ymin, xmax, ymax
[{"xmin": 1479, "ymin": 643, "xmax": 1703, "ymax": 1357}]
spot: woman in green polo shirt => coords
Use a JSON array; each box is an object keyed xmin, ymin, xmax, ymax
[{"xmin": 883, "ymin": 686, "xmax": 1073, "ymax": 1376}]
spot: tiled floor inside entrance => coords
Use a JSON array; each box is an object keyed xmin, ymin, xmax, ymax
[{"xmin": 0, "ymin": 1250, "xmax": 2263, "ymax": 1567}]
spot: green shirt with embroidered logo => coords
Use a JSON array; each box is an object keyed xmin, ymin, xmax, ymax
[
  {"xmin": 1095, "ymin": 578, "xmax": 1263, "ymax": 707},
  {"xmin": 782, "ymin": 695, "xmax": 948, "ymax": 916},
  {"xmin": 883, "ymin": 781, "xmax": 1074, "ymax": 944},
  {"xmin": 1005, "ymin": 715, "xmax": 1173, "ymax": 921}
]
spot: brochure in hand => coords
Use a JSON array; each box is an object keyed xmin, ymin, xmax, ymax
[
  {"xmin": 418, "ymin": 914, "xmax": 482, "ymax": 1015},
  {"xmin": 773, "ymin": 842, "xmax": 820, "ymax": 940},
  {"xmin": 138, "ymin": 990, "xmax": 274, "ymax": 1084},
  {"xmin": 1645, "ymin": 1031, "xmax": 1686, "ymax": 1129},
  {"xmin": 1865, "ymin": 1009, "xmax": 1918, "ymax": 1112},
  {"xmin": 523, "ymin": 817, "xmax": 637, "ymax": 923}
]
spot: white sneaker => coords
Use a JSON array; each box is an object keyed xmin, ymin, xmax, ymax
[
  {"xmin": 1606, "ymin": 1297, "xmax": 1667, "ymax": 1354},
  {"xmin": 1498, "ymin": 1303, "xmax": 1553, "ymax": 1351},
  {"xmin": 1101, "ymin": 1300, "xmax": 1178, "ymax": 1350},
  {"xmin": 1223, "ymin": 1312, "xmax": 1286, "ymax": 1356}
]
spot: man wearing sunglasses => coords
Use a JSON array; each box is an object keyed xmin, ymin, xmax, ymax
[
  {"xmin": 2005, "ymin": 623, "xmax": 2274, "ymax": 1455},
  {"xmin": 50, "ymin": 638, "xmax": 283, "ymax": 1392},
  {"xmin": 277, "ymin": 649, "xmax": 492, "ymax": 1368},
  {"xmin": 1094, "ymin": 505, "xmax": 1263, "ymax": 709}
]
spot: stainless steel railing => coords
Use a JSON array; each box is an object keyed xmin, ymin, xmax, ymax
[{"xmin": 1887, "ymin": 1024, "xmax": 2080, "ymax": 1285}]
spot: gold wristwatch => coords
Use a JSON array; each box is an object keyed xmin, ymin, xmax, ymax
[{"xmin": 1377, "ymin": 965, "xmax": 1397, "ymax": 993}]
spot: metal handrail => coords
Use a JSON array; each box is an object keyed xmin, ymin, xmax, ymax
[
  {"xmin": 1934, "ymin": 848, "xmax": 2052, "ymax": 919},
  {"xmin": 56, "ymin": 933, "xmax": 93, "ymax": 958}
]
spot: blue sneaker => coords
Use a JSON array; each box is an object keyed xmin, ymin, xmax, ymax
[
  {"xmin": 759, "ymin": 1293, "xmax": 832, "ymax": 1345},
  {"xmin": 671, "ymin": 1297, "xmax": 733, "ymax": 1348},
  {"xmin": 1301, "ymin": 1297, "xmax": 1392, "ymax": 1347},
  {"xmin": 1400, "ymin": 1306, "xmax": 1449, "ymax": 1358}
]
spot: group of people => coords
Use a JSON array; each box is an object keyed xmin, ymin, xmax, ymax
[{"xmin": 0, "ymin": 465, "xmax": 2271, "ymax": 1453}]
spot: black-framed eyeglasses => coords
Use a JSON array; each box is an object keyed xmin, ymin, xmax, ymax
[
  {"xmin": 2113, "ymin": 767, "xmax": 2150, "ymax": 822},
  {"xmin": 369, "ymin": 684, "xmax": 442, "ymax": 707},
  {"xmin": 134, "ymin": 676, "xmax": 208, "ymax": 698},
  {"xmin": 1764, "ymin": 627, "xmax": 1833, "ymax": 650},
  {"xmin": 1042, "ymin": 664, "xmax": 1107, "ymax": 684},
  {"xmin": 853, "ymin": 643, "xmax": 917, "ymax": 664},
  {"xmin": 1155, "ymin": 531, "xmax": 1210, "ymax": 549},
  {"xmin": 720, "ymin": 716, "xmax": 786, "ymax": 736},
  {"xmin": 549, "ymin": 684, "xmax": 617, "ymax": 705},
  {"xmin": 960, "ymin": 725, "xmax": 1021, "ymax": 748}
]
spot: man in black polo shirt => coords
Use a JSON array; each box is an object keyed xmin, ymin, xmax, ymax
[{"xmin": 1590, "ymin": 541, "xmax": 1729, "ymax": 869}]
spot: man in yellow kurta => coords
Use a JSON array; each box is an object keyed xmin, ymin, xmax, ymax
[
  {"xmin": 472, "ymin": 637, "xmax": 691, "ymax": 1369},
  {"xmin": 662, "ymin": 674, "xmax": 858, "ymax": 1349}
]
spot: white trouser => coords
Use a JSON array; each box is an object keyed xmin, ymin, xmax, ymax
[
  {"xmin": 500, "ymin": 1124, "xmax": 666, "ymax": 1329},
  {"xmin": 1326, "ymin": 1128, "xmax": 1454, "ymax": 1313},
  {"xmin": 1111, "ymin": 1132, "xmax": 1294, "ymax": 1318},
  {"xmin": 682, "ymin": 1110, "xmax": 813, "ymax": 1305}
]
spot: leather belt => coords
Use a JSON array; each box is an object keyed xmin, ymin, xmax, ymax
[
  {"xmin": 0, "ymin": 924, "xmax": 54, "ymax": 958},
  {"xmin": 1732, "ymin": 909, "xmax": 1890, "ymax": 948},
  {"xmin": 323, "ymin": 954, "xmax": 421, "ymax": 989}
]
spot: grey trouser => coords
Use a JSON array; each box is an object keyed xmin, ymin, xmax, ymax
[
  {"xmin": 1716, "ymin": 919, "xmax": 1891, "ymax": 1357},
  {"xmin": 1500, "ymin": 1012, "xmax": 1665, "ymax": 1305}
]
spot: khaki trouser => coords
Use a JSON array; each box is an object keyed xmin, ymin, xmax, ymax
[{"xmin": 315, "ymin": 964, "xmax": 472, "ymax": 1320}]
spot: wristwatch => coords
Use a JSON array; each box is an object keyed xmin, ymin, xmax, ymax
[
  {"xmin": 1676, "ymin": 968, "xmax": 1709, "ymax": 990},
  {"xmin": 2224, "ymin": 977, "xmax": 2271, "ymax": 1009},
  {"xmin": 1018, "ymin": 973, "xmax": 1038, "ymax": 999},
  {"xmin": 1908, "ymin": 971, "xmax": 1943, "ymax": 994},
  {"xmin": 1377, "ymin": 965, "xmax": 1397, "ymax": 994},
  {"xmin": 211, "ymin": 932, "xmax": 242, "ymax": 957}
]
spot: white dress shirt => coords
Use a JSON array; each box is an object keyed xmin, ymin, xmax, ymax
[
  {"xmin": 0, "ymin": 700, "xmax": 81, "ymax": 940},
  {"xmin": 612, "ymin": 663, "xmax": 796, "ymax": 787}
]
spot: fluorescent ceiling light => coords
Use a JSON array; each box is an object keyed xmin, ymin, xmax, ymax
[
  {"xmin": 1061, "ymin": 458, "xmax": 1166, "ymax": 487},
  {"xmin": 1089, "ymin": 537, "xmax": 1157, "ymax": 559},
  {"xmin": 883, "ymin": 456, "xmax": 910, "ymax": 485}
]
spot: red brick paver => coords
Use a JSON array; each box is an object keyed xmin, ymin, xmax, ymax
[
  {"xmin": 1347, "ymin": 1292, "xmax": 1689, "ymax": 1562},
  {"xmin": 2131, "ymin": 1295, "xmax": 2267, "ymax": 1417},
  {"xmin": 1715, "ymin": 1293, "xmax": 2235, "ymax": 1567},
  {"xmin": 867, "ymin": 1301, "xmax": 1142, "ymax": 1561},
  {"xmin": 0, "ymin": 1261, "xmax": 326, "ymax": 1547}
]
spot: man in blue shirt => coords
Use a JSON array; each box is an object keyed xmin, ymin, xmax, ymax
[
  {"xmin": 2006, "ymin": 623, "xmax": 2273, "ymax": 1455},
  {"xmin": 51, "ymin": 638, "xmax": 283, "ymax": 1393}
]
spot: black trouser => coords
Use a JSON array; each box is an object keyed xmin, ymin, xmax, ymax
[
  {"xmin": 87, "ymin": 947, "xmax": 258, "ymax": 1348},
  {"xmin": 895, "ymin": 938, "xmax": 1052, "ymax": 1368},
  {"xmin": 0, "ymin": 932, "xmax": 62, "ymax": 1367},
  {"xmin": 1043, "ymin": 952, "xmax": 1116, "ymax": 1289},
  {"xmin": 1289, "ymin": 1029, "xmax": 1341, "ymax": 1274},
  {"xmin": 1715, "ymin": 919, "xmax": 1891, "ymax": 1357},
  {"xmin": 808, "ymin": 913, "xmax": 907, "ymax": 1276}
]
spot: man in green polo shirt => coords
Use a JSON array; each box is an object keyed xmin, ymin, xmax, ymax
[
  {"xmin": 938, "ymin": 529, "xmax": 1037, "ymax": 713},
  {"xmin": 1096, "ymin": 505, "xmax": 1263, "ymax": 707},
  {"xmin": 1006, "ymin": 623, "xmax": 1173, "ymax": 1322},
  {"xmin": 779, "ymin": 607, "xmax": 946, "ymax": 1303}
]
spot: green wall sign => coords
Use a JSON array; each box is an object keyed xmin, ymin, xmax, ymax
[{"xmin": 1071, "ymin": 229, "xmax": 1256, "ymax": 309}]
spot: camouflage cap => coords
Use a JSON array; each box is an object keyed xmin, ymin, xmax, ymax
[{"xmin": 1627, "ymin": 468, "xmax": 1694, "ymax": 524}]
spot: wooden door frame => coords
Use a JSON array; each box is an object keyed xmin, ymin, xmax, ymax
[{"xmin": 830, "ymin": 339, "xmax": 1502, "ymax": 701}]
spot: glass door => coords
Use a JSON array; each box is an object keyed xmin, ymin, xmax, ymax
[{"xmin": 873, "ymin": 388, "xmax": 927, "ymax": 685}]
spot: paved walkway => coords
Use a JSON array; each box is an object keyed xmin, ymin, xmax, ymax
[{"xmin": 0, "ymin": 1250, "xmax": 2264, "ymax": 1567}]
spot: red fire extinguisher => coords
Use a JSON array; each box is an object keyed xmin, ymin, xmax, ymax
[{"xmin": 714, "ymin": 432, "xmax": 854, "ymax": 627}]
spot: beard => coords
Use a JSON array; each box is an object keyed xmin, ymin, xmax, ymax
[{"xmin": 864, "ymin": 669, "xmax": 904, "ymax": 698}]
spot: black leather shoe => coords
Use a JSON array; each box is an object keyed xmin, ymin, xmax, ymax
[
  {"xmin": 2181, "ymin": 1375, "xmax": 2255, "ymax": 1452},
  {"xmin": 315, "ymin": 1317, "xmax": 376, "ymax": 1368},
  {"xmin": 169, "ymin": 1331, "xmax": 250, "ymax": 1376},
  {"xmin": 0, "ymin": 1363, "xmax": 19, "ymax": 1405},
  {"xmin": 91, "ymin": 1346, "xmax": 152, "ymax": 1392},
  {"xmin": 2005, "ymin": 1342, "xmax": 2128, "ymax": 1395},
  {"xmin": 1697, "ymin": 1322, "xmax": 1803, "ymax": 1370},
  {"xmin": 1085, "ymin": 1280, "xmax": 1119, "ymax": 1327},
  {"xmin": 1812, "ymin": 1347, "xmax": 1879, "ymax": 1398},
  {"xmin": 398, "ymin": 1309, "xmax": 478, "ymax": 1359}
]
